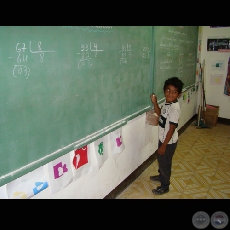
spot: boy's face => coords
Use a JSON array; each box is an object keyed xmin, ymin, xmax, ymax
[{"xmin": 164, "ymin": 85, "xmax": 180, "ymax": 103}]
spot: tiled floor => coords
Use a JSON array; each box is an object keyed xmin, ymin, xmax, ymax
[{"xmin": 116, "ymin": 122, "xmax": 230, "ymax": 199}]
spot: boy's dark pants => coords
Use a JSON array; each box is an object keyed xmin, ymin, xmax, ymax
[{"xmin": 157, "ymin": 140, "xmax": 177, "ymax": 189}]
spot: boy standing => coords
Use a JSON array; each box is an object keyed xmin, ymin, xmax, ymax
[{"xmin": 150, "ymin": 76, "xmax": 184, "ymax": 195}]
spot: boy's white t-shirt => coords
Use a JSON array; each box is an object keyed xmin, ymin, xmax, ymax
[{"xmin": 158, "ymin": 100, "xmax": 180, "ymax": 144}]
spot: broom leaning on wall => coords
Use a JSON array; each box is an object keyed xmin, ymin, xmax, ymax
[{"xmin": 195, "ymin": 59, "xmax": 211, "ymax": 129}]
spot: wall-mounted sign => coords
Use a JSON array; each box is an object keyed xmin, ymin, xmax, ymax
[{"xmin": 207, "ymin": 38, "xmax": 230, "ymax": 51}]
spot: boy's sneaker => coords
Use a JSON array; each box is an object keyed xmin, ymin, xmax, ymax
[
  {"xmin": 149, "ymin": 175, "xmax": 160, "ymax": 182},
  {"xmin": 152, "ymin": 186, "xmax": 169, "ymax": 195}
]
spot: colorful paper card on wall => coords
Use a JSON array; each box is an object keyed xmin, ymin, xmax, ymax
[
  {"xmin": 70, "ymin": 145, "xmax": 92, "ymax": 180},
  {"xmin": 6, "ymin": 166, "xmax": 48, "ymax": 199},
  {"xmin": 183, "ymin": 92, "xmax": 187, "ymax": 101},
  {"xmin": 0, "ymin": 185, "xmax": 8, "ymax": 199},
  {"xmin": 94, "ymin": 134, "xmax": 109, "ymax": 169},
  {"xmin": 48, "ymin": 152, "xmax": 74, "ymax": 194},
  {"xmin": 187, "ymin": 91, "xmax": 190, "ymax": 103},
  {"xmin": 110, "ymin": 127, "xmax": 125, "ymax": 155},
  {"xmin": 210, "ymin": 60, "xmax": 225, "ymax": 71},
  {"xmin": 210, "ymin": 74, "xmax": 223, "ymax": 85}
]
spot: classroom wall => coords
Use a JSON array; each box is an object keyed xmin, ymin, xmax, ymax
[
  {"xmin": 31, "ymin": 26, "xmax": 230, "ymax": 198},
  {"xmin": 29, "ymin": 90, "xmax": 197, "ymax": 199},
  {"xmin": 199, "ymin": 26, "xmax": 230, "ymax": 119}
]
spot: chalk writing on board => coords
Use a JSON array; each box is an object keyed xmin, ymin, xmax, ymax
[
  {"xmin": 12, "ymin": 41, "xmax": 55, "ymax": 79},
  {"xmin": 91, "ymin": 26, "xmax": 113, "ymax": 29},
  {"xmin": 176, "ymin": 52, "xmax": 184, "ymax": 77},
  {"xmin": 76, "ymin": 42, "xmax": 103, "ymax": 69},
  {"xmin": 159, "ymin": 52, "xmax": 172, "ymax": 70},
  {"xmin": 63, "ymin": 26, "xmax": 114, "ymax": 33},
  {"xmin": 119, "ymin": 44, "xmax": 132, "ymax": 64},
  {"xmin": 159, "ymin": 41, "xmax": 179, "ymax": 50},
  {"xmin": 157, "ymin": 27, "xmax": 197, "ymax": 80},
  {"xmin": 142, "ymin": 47, "xmax": 150, "ymax": 59},
  {"xmin": 168, "ymin": 27, "xmax": 187, "ymax": 36}
]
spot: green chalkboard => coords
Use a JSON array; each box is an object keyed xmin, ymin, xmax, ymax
[
  {"xmin": 0, "ymin": 26, "xmax": 153, "ymax": 186},
  {"xmin": 153, "ymin": 26, "xmax": 198, "ymax": 101}
]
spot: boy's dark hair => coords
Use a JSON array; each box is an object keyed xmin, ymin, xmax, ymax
[{"xmin": 163, "ymin": 77, "xmax": 184, "ymax": 94}]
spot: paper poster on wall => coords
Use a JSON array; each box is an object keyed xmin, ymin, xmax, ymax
[
  {"xmin": 207, "ymin": 38, "xmax": 230, "ymax": 51},
  {"xmin": 94, "ymin": 134, "xmax": 109, "ymax": 169},
  {"xmin": 70, "ymin": 145, "xmax": 92, "ymax": 181},
  {"xmin": 0, "ymin": 185, "xmax": 8, "ymax": 199},
  {"xmin": 6, "ymin": 166, "xmax": 48, "ymax": 199},
  {"xmin": 48, "ymin": 152, "xmax": 74, "ymax": 194},
  {"xmin": 210, "ymin": 74, "xmax": 223, "ymax": 85},
  {"xmin": 210, "ymin": 60, "xmax": 225, "ymax": 71},
  {"xmin": 110, "ymin": 127, "xmax": 125, "ymax": 155}
]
